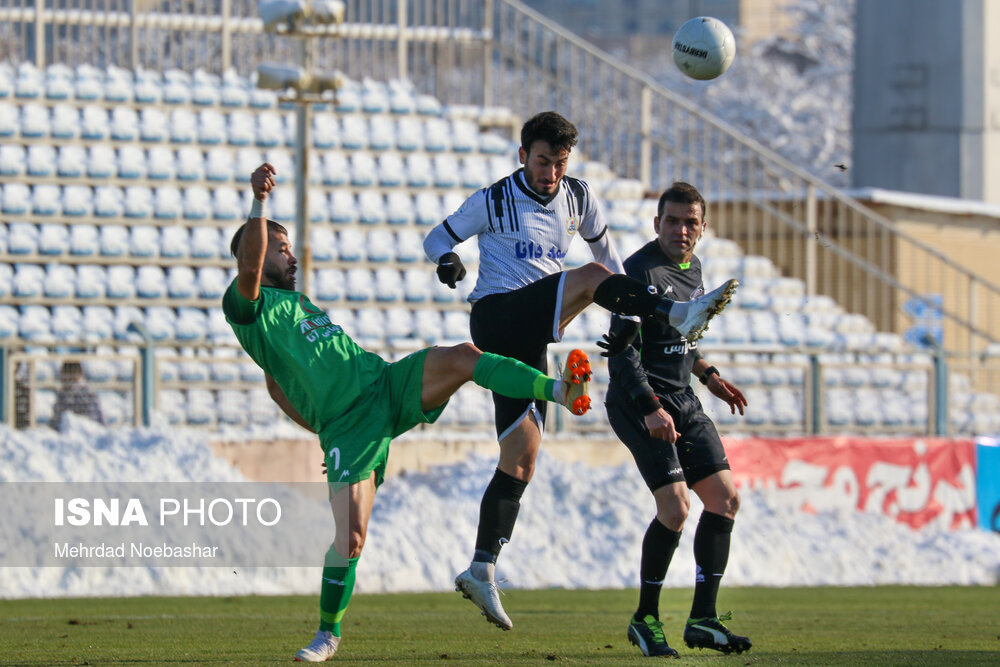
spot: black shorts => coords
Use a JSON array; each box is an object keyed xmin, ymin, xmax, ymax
[
  {"xmin": 606, "ymin": 386, "xmax": 730, "ymax": 491},
  {"xmin": 470, "ymin": 272, "xmax": 565, "ymax": 439}
]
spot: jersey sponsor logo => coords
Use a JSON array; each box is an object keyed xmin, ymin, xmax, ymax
[
  {"xmin": 566, "ymin": 217, "xmax": 578, "ymax": 235},
  {"xmin": 515, "ymin": 240, "xmax": 565, "ymax": 261},
  {"xmin": 663, "ymin": 342, "xmax": 693, "ymax": 355},
  {"xmin": 299, "ymin": 314, "xmax": 344, "ymax": 343}
]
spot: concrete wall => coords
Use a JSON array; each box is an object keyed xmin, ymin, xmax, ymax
[{"xmin": 852, "ymin": 0, "xmax": 1000, "ymax": 204}]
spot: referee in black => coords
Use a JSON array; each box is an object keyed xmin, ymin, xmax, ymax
[{"xmin": 603, "ymin": 182, "xmax": 752, "ymax": 657}]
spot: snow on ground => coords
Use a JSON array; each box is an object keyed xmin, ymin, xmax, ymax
[{"xmin": 1, "ymin": 420, "xmax": 997, "ymax": 598}]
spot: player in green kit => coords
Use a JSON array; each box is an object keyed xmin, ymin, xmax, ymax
[{"xmin": 223, "ymin": 164, "xmax": 593, "ymax": 662}]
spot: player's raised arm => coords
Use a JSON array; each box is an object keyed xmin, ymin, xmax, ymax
[{"xmin": 235, "ymin": 163, "xmax": 277, "ymax": 301}]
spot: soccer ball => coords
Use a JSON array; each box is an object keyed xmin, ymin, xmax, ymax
[{"xmin": 672, "ymin": 16, "xmax": 736, "ymax": 81}]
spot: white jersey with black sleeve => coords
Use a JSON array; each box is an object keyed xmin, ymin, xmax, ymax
[{"xmin": 423, "ymin": 169, "xmax": 625, "ymax": 302}]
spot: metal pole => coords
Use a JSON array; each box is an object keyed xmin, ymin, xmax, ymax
[
  {"xmin": 140, "ymin": 342, "xmax": 155, "ymax": 427},
  {"xmin": 805, "ymin": 184, "xmax": 817, "ymax": 297},
  {"xmin": 397, "ymin": 0, "xmax": 408, "ymax": 82},
  {"xmin": 809, "ymin": 353, "xmax": 822, "ymax": 435},
  {"xmin": 221, "ymin": 0, "xmax": 233, "ymax": 73},
  {"xmin": 295, "ymin": 37, "xmax": 313, "ymax": 299},
  {"xmin": 483, "ymin": 0, "xmax": 494, "ymax": 108},
  {"xmin": 933, "ymin": 348, "xmax": 948, "ymax": 436},
  {"xmin": 639, "ymin": 86, "xmax": 652, "ymax": 191},
  {"xmin": 35, "ymin": 0, "xmax": 46, "ymax": 68},
  {"xmin": 0, "ymin": 346, "xmax": 7, "ymax": 426},
  {"xmin": 131, "ymin": 0, "xmax": 141, "ymax": 71}
]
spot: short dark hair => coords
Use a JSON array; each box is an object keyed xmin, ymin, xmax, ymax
[
  {"xmin": 657, "ymin": 181, "xmax": 706, "ymax": 220},
  {"xmin": 520, "ymin": 111, "xmax": 578, "ymax": 155},
  {"xmin": 229, "ymin": 219, "xmax": 289, "ymax": 257}
]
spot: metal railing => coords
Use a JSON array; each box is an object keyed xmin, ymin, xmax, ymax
[{"xmin": 1, "ymin": 0, "xmax": 999, "ymax": 365}]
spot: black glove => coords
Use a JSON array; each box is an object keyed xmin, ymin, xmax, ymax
[
  {"xmin": 435, "ymin": 252, "xmax": 466, "ymax": 288},
  {"xmin": 597, "ymin": 317, "xmax": 640, "ymax": 357}
]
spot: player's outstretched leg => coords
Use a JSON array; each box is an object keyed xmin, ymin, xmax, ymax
[
  {"xmin": 656, "ymin": 279, "xmax": 739, "ymax": 342},
  {"xmin": 683, "ymin": 611, "xmax": 752, "ymax": 654},
  {"xmin": 294, "ymin": 630, "xmax": 340, "ymax": 662},
  {"xmin": 628, "ymin": 615, "xmax": 680, "ymax": 658},
  {"xmin": 469, "ymin": 349, "xmax": 591, "ymax": 415}
]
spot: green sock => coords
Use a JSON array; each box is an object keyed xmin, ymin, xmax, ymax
[
  {"xmin": 473, "ymin": 352, "xmax": 556, "ymax": 401},
  {"xmin": 319, "ymin": 555, "xmax": 359, "ymax": 636}
]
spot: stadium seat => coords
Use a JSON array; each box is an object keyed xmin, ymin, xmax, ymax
[
  {"xmin": 307, "ymin": 187, "xmax": 328, "ymax": 223},
  {"xmin": 175, "ymin": 308, "xmax": 207, "ymax": 341},
  {"xmin": 154, "ymin": 187, "xmax": 183, "ymax": 219},
  {"xmin": 182, "ymin": 186, "xmax": 212, "ymax": 220},
  {"xmin": 159, "ymin": 226, "xmax": 188, "ymax": 258},
  {"xmin": 416, "ymin": 94, "xmax": 442, "ymax": 116},
  {"xmin": 0, "ymin": 305, "xmax": 16, "ymax": 339},
  {"xmin": 340, "ymin": 114, "xmax": 368, "ymax": 149},
  {"xmin": 442, "ymin": 310, "xmax": 470, "ymax": 342},
  {"xmin": 99, "ymin": 224, "xmax": 129, "ymax": 256},
  {"xmin": 461, "ymin": 154, "xmax": 490, "ymax": 189},
  {"xmin": 169, "ymin": 109, "xmax": 198, "ymax": 143},
  {"xmin": 19, "ymin": 103, "xmax": 50, "ymax": 138},
  {"xmin": 68, "ymin": 224, "xmax": 99, "ymax": 255},
  {"xmin": 311, "ymin": 227, "xmax": 336, "ymax": 261},
  {"xmin": 176, "ymin": 146, "xmax": 206, "ymax": 181},
  {"xmin": 248, "ymin": 88, "xmax": 277, "ymax": 110},
  {"xmin": 357, "ymin": 191, "xmax": 386, "ymax": 225},
  {"xmin": 128, "ymin": 225, "xmax": 159, "ymax": 257},
  {"xmin": 37, "ymin": 223, "xmax": 69, "ymax": 255},
  {"xmin": 81, "ymin": 305, "xmax": 113, "ymax": 339},
  {"xmin": 145, "ymin": 306, "xmax": 177, "ymax": 340},
  {"xmin": 413, "ymin": 309, "xmax": 443, "ymax": 343},
  {"xmin": 110, "ymin": 106, "xmax": 139, "ymax": 141},
  {"xmin": 51, "ymin": 305, "xmax": 82, "ymax": 339},
  {"xmin": 433, "ymin": 154, "xmax": 460, "ymax": 188},
  {"xmin": 191, "ymin": 227, "xmax": 222, "ymax": 258},
  {"xmin": 385, "ymin": 307, "xmax": 414, "ymax": 343},
  {"xmin": 0, "ymin": 104, "xmax": 16, "ymax": 137},
  {"xmin": 395, "ymin": 116, "xmax": 423, "ymax": 152},
  {"xmin": 268, "ymin": 188, "xmax": 295, "ymax": 222},
  {"xmin": 388, "ymin": 84, "xmax": 416, "ymax": 115},
  {"xmin": 321, "ymin": 152, "xmax": 350, "ymax": 186},
  {"xmin": 75, "ymin": 265, "xmax": 106, "ymax": 299},
  {"xmin": 135, "ymin": 265, "xmax": 167, "ymax": 298},
  {"xmin": 403, "ymin": 269, "xmax": 431, "ymax": 303},
  {"xmin": 350, "ymin": 153, "xmax": 377, "ymax": 187},
  {"xmin": 197, "ymin": 266, "xmax": 228, "ymax": 298},
  {"xmin": 450, "ymin": 119, "xmax": 478, "ymax": 153},
  {"xmin": 265, "ymin": 149, "xmax": 294, "ymax": 183},
  {"xmin": 226, "ymin": 110, "xmax": 256, "ymax": 146},
  {"xmin": 137, "ymin": 107, "xmax": 168, "ymax": 142},
  {"xmin": 414, "ymin": 192, "xmax": 442, "ymax": 226},
  {"xmin": 85, "ymin": 145, "xmax": 116, "ymax": 179},
  {"xmin": 374, "ymin": 267, "xmax": 403, "ymax": 302},
  {"xmin": 315, "ymin": 268, "xmax": 344, "ymax": 302},
  {"xmin": 198, "ymin": 110, "xmax": 226, "ymax": 144},
  {"xmin": 406, "ymin": 153, "xmax": 433, "ymax": 187},
  {"xmin": 12, "ymin": 263, "xmax": 44, "ymax": 297},
  {"xmin": 162, "ymin": 73, "xmax": 192, "ymax": 105},
  {"xmin": 42, "ymin": 264, "xmax": 75, "ymax": 298},
  {"xmin": 115, "ymin": 145, "xmax": 146, "ymax": 180},
  {"xmin": 336, "ymin": 228, "xmax": 364, "ymax": 262},
  {"xmin": 19, "ymin": 305, "xmax": 52, "ymax": 342},
  {"xmin": 205, "ymin": 147, "xmax": 234, "ymax": 182},
  {"xmin": 395, "ymin": 230, "xmax": 423, "ymax": 263},
  {"xmin": 256, "ymin": 111, "xmax": 284, "ymax": 147},
  {"xmin": 212, "ymin": 186, "xmax": 243, "ymax": 220},
  {"xmin": 430, "ymin": 275, "xmax": 457, "ymax": 303},
  {"xmin": 368, "ymin": 115, "xmax": 396, "ymax": 151},
  {"xmin": 312, "ymin": 112, "xmax": 340, "ymax": 148},
  {"xmin": 145, "ymin": 146, "xmax": 175, "ymax": 180},
  {"xmin": 329, "ymin": 189, "xmax": 359, "ymax": 224},
  {"xmin": 80, "ymin": 105, "xmax": 110, "ymax": 140},
  {"xmin": 423, "ymin": 118, "xmax": 450, "ymax": 152},
  {"xmin": 386, "ymin": 191, "xmax": 415, "ymax": 225},
  {"xmin": 123, "ymin": 186, "xmax": 154, "ymax": 219},
  {"xmin": 2, "ymin": 183, "xmax": 30, "ymax": 215},
  {"xmin": 220, "ymin": 82, "xmax": 249, "ymax": 108},
  {"xmin": 354, "ymin": 309, "xmax": 386, "ymax": 346},
  {"xmin": 24, "ymin": 145, "xmax": 55, "ymax": 177},
  {"xmin": 377, "ymin": 153, "xmax": 406, "ymax": 186},
  {"xmin": 73, "ymin": 67, "xmax": 102, "ymax": 101},
  {"xmin": 0, "ymin": 144, "xmax": 26, "ymax": 175},
  {"xmin": 345, "ymin": 268, "xmax": 375, "ymax": 301}
]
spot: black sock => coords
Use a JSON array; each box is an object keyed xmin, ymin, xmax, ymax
[
  {"xmin": 690, "ymin": 511, "xmax": 734, "ymax": 620},
  {"xmin": 593, "ymin": 275, "xmax": 664, "ymax": 317},
  {"xmin": 473, "ymin": 468, "xmax": 528, "ymax": 563},
  {"xmin": 634, "ymin": 518, "xmax": 681, "ymax": 621}
]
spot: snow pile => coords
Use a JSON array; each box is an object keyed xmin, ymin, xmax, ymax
[{"xmin": 1, "ymin": 420, "xmax": 997, "ymax": 598}]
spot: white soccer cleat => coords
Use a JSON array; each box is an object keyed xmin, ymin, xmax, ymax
[
  {"xmin": 455, "ymin": 568, "xmax": 513, "ymax": 630},
  {"xmin": 662, "ymin": 278, "xmax": 739, "ymax": 342},
  {"xmin": 294, "ymin": 629, "xmax": 340, "ymax": 662}
]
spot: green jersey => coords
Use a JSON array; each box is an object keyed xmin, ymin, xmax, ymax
[{"xmin": 222, "ymin": 279, "xmax": 387, "ymax": 431}]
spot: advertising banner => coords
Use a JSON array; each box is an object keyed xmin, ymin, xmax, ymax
[{"xmin": 724, "ymin": 437, "xmax": 977, "ymax": 530}]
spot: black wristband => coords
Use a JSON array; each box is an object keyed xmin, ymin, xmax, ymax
[
  {"xmin": 634, "ymin": 391, "xmax": 661, "ymax": 415},
  {"xmin": 699, "ymin": 366, "xmax": 720, "ymax": 385}
]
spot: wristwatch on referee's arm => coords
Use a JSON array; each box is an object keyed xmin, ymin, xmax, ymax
[{"xmin": 699, "ymin": 366, "xmax": 720, "ymax": 385}]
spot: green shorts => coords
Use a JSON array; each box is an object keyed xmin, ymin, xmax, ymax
[{"xmin": 319, "ymin": 347, "xmax": 446, "ymax": 487}]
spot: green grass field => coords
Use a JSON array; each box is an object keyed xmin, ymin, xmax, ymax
[{"xmin": 2, "ymin": 586, "xmax": 998, "ymax": 665}]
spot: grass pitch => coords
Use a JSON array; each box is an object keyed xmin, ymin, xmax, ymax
[{"xmin": 1, "ymin": 586, "xmax": 998, "ymax": 665}]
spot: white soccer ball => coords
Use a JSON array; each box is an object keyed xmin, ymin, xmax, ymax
[{"xmin": 672, "ymin": 16, "xmax": 736, "ymax": 81}]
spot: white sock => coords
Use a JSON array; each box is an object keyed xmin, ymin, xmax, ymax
[
  {"xmin": 552, "ymin": 379, "xmax": 567, "ymax": 404},
  {"xmin": 470, "ymin": 560, "xmax": 495, "ymax": 582}
]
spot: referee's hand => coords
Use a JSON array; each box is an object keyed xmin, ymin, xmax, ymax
[
  {"xmin": 597, "ymin": 317, "xmax": 640, "ymax": 357},
  {"xmin": 644, "ymin": 408, "xmax": 680, "ymax": 443},
  {"xmin": 436, "ymin": 252, "xmax": 466, "ymax": 288}
]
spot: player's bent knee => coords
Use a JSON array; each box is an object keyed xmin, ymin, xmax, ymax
[{"xmin": 348, "ymin": 530, "xmax": 366, "ymax": 558}]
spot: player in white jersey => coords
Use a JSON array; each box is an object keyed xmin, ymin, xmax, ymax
[{"xmin": 423, "ymin": 111, "xmax": 738, "ymax": 630}]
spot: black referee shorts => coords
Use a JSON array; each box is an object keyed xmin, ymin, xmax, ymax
[
  {"xmin": 469, "ymin": 272, "xmax": 565, "ymax": 439},
  {"xmin": 606, "ymin": 386, "xmax": 730, "ymax": 491}
]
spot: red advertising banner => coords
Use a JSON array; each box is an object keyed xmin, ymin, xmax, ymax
[{"xmin": 724, "ymin": 437, "xmax": 977, "ymax": 530}]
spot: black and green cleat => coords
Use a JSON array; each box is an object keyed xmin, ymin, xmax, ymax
[
  {"xmin": 627, "ymin": 614, "xmax": 679, "ymax": 658},
  {"xmin": 683, "ymin": 611, "xmax": 752, "ymax": 654}
]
